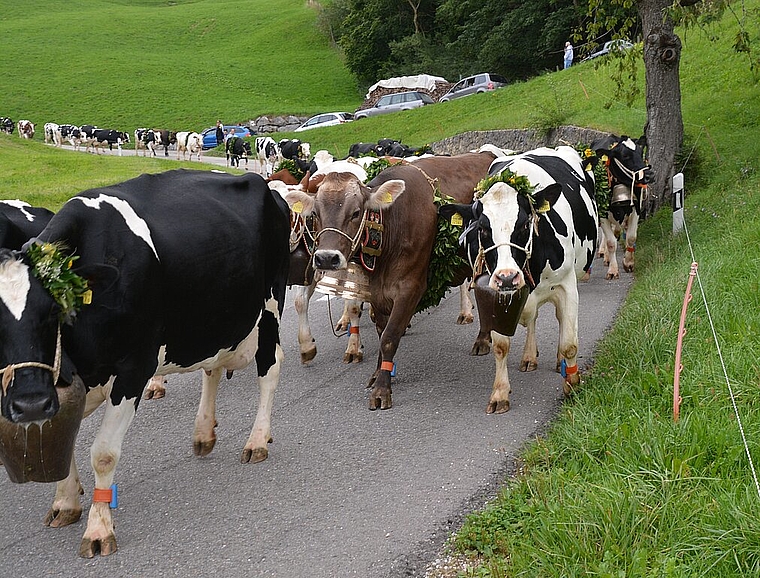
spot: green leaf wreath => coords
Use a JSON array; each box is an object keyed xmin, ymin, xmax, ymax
[
  {"xmin": 26, "ymin": 242, "xmax": 91, "ymax": 322},
  {"xmin": 574, "ymin": 143, "xmax": 611, "ymax": 215},
  {"xmin": 475, "ymin": 168, "xmax": 536, "ymax": 204},
  {"xmin": 416, "ymin": 189, "xmax": 469, "ymax": 314}
]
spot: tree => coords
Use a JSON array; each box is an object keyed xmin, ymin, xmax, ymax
[{"xmin": 640, "ymin": 0, "xmax": 684, "ymax": 216}]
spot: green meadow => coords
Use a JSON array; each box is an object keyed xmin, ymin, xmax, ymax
[{"xmin": 2, "ymin": 1, "xmax": 760, "ymax": 575}]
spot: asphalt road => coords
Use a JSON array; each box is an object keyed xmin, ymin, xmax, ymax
[{"xmin": 0, "ymin": 263, "xmax": 632, "ymax": 577}]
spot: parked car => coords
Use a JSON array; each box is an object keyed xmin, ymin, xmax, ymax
[
  {"xmin": 582, "ymin": 39, "xmax": 634, "ymax": 61},
  {"xmin": 200, "ymin": 125, "xmax": 251, "ymax": 149},
  {"xmin": 439, "ymin": 73, "xmax": 509, "ymax": 102},
  {"xmin": 354, "ymin": 91, "xmax": 435, "ymax": 120},
  {"xmin": 295, "ymin": 112, "xmax": 354, "ymax": 132}
]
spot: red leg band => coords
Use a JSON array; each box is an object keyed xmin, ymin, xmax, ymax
[
  {"xmin": 565, "ymin": 364, "xmax": 578, "ymax": 376},
  {"xmin": 349, "ymin": 326, "xmax": 360, "ymax": 334},
  {"xmin": 380, "ymin": 361, "xmax": 394, "ymax": 372},
  {"xmin": 92, "ymin": 488, "xmax": 113, "ymax": 503}
]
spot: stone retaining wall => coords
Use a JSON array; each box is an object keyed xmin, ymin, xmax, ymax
[{"xmin": 431, "ymin": 125, "xmax": 611, "ymax": 155}]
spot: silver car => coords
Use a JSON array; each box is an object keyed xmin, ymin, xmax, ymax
[
  {"xmin": 439, "ymin": 73, "xmax": 509, "ymax": 102},
  {"xmin": 354, "ymin": 91, "xmax": 435, "ymax": 119}
]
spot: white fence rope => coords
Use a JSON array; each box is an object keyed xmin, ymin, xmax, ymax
[{"xmin": 679, "ymin": 203, "xmax": 760, "ymax": 499}]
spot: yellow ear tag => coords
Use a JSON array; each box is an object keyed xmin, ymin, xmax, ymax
[
  {"xmin": 380, "ymin": 191, "xmax": 393, "ymax": 203},
  {"xmin": 450, "ymin": 212, "xmax": 463, "ymax": 227},
  {"xmin": 601, "ymin": 155, "xmax": 609, "ymax": 163},
  {"xmin": 82, "ymin": 289, "xmax": 93, "ymax": 305},
  {"xmin": 292, "ymin": 201, "xmax": 303, "ymax": 214},
  {"xmin": 537, "ymin": 200, "xmax": 551, "ymax": 214},
  {"xmin": 585, "ymin": 163, "xmax": 592, "ymax": 171}
]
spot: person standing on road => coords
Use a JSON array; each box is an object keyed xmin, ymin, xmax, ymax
[
  {"xmin": 564, "ymin": 41, "xmax": 574, "ymax": 69},
  {"xmin": 215, "ymin": 120, "xmax": 224, "ymax": 148}
]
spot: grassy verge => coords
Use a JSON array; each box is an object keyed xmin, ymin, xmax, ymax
[{"xmin": 446, "ymin": 4, "xmax": 760, "ymax": 576}]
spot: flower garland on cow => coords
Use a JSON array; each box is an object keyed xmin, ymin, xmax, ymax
[{"xmin": 574, "ymin": 142, "xmax": 611, "ymax": 216}]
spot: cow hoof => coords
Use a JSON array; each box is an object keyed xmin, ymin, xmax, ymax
[
  {"xmin": 470, "ymin": 339, "xmax": 491, "ymax": 356},
  {"xmin": 486, "ymin": 399, "xmax": 510, "ymax": 414},
  {"xmin": 79, "ymin": 534, "xmax": 118, "ymax": 558},
  {"xmin": 368, "ymin": 390, "xmax": 392, "ymax": 410},
  {"xmin": 193, "ymin": 437, "xmax": 216, "ymax": 457},
  {"xmin": 623, "ymin": 264, "xmax": 634, "ymax": 273},
  {"xmin": 44, "ymin": 506, "xmax": 82, "ymax": 528},
  {"xmin": 343, "ymin": 350, "xmax": 363, "ymax": 363},
  {"xmin": 457, "ymin": 313, "xmax": 474, "ymax": 325},
  {"xmin": 519, "ymin": 360, "xmax": 538, "ymax": 372},
  {"xmin": 241, "ymin": 446, "xmax": 268, "ymax": 464},
  {"xmin": 563, "ymin": 375, "xmax": 581, "ymax": 397},
  {"xmin": 300, "ymin": 346, "xmax": 317, "ymax": 364},
  {"xmin": 605, "ymin": 272, "xmax": 619, "ymax": 280}
]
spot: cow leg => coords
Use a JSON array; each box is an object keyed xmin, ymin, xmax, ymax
[
  {"xmin": 622, "ymin": 212, "xmax": 639, "ymax": 273},
  {"xmin": 341, "ymin": 299, "xmax": 364, "ymax": 363},
  {"xmin": 552, "ymin": 282, "xmax": 581, "ymax": 395},
  {"xmin": 457, "ymin": 281, "xmax": 474, "ymax": 325},
  {"xmin": 44, "ymin": 454, "xmax": 84, "ymax": 528},
  {"xmin": 79, "ymin": 394, "xmax": 139, "ymax": 558},
  {"xmin": 293, "ymin": 284, "xmax": 317, "ymax": 363},
  {"xmin": 600, "ymin": 217, "xmax": 620, "ymax": 280},
  {"xmin": 193, "ymin": 367, "xmax": 221, "ymax": 456},
  {"xmin": 241, "ymin": 305, "xmax": 284, "ymax": 464},
  {"xmin": 367, "ymin": 299, "xmax": 417, "ymax": 410},
  {"xmin": 487, "ymin": 331, "xmax": 512, "ymax": 413},
  {"xmin": 519, "ymin": 293, "xmax": 540, "ymax": 372},
  {"xmin": 45, "ymin": 386, "xmax": 109, "ymax": 529}
]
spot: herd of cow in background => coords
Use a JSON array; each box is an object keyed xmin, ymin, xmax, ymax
[{"xmin": 1, "ymin": 107, "xmax": 653, "ymax": 556}]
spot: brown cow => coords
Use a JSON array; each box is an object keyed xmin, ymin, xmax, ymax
[{"xmin": 283, "ymin": 151, "xmax": 495, "ymax": 410}]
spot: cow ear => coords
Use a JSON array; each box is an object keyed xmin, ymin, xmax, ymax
[
  {"xmin": 439, "ymin": 203, "xmax": 474, "ymax": 226},
  {"xmin": 281, "ymin": 190, "xmax": 315, "ymax": 216},
  {"xmin": 533, "ymin": 183, "xmax": 562, "ymax": 212},
  {"xmin": 368, "ymin": 179, "xmax": 405, "ymax": 209},
  {"xmin": 75, "ymin": 263, "xmax": 120, "ymax": 298}
]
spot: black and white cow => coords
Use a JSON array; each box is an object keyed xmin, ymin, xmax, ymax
[
  {"xmin": 58, "ymin": 124, "xmax": 84, "ymax": 150},
  {"xmin": 175, "ymin": 131, "xmax": 203, "ymax": 161},
  {"xmin": 255, "ymin": 136, "xmax": 279, "ymax": 176},
  {"xmin": 134, "ymin": 128, "xmax": 159, "ymax": 156},
  {"xmin": 90, "ymin": 128, "xmax": 130, "ymax": 155},
  {"xmin": 348, "ymin": 142, "xmax": 383, "ymax": 158},
  {"xmin": 440, "ymin": 146, "xmax": 598, "ymax": 413},
  {"xmin": 0, "ymin": 200, "xmax": 54, "ymax": 250},
  {"xmin": 44, "ymin": 122, "xmax": 60, "ymax": 145},
  {"xmin": 17, "ymin": 120, "xmax": 35, "ymax": 139},
  {"xmin": 0, "ymin": 169, "xmax": 290, "ymax": 557},
  {"xmin": 591, "ymin": 134, "xmax": 652, "ymax": 279},
  {"xmin": 155, "ymin": 129, "xmax": 177, "ymax": 157},
  {"xmin": 0, "ymin": 117, "xmax": 13, "ymax": 134},
  {"xmin": 278, "ymin": 138, "xmax": 310, "ymax": 162},
  {"xmin": 226, "ymin": 136, "xmax": 253, "ymax": 168}
]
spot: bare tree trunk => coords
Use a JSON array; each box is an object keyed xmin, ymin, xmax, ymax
[
  {"xmin": 406, "ymin": 0, "xmax": 422, "ymax": 35},
  {"xmin": 639, "ymin": 0, "xmax": 684, "ymax": 217}
]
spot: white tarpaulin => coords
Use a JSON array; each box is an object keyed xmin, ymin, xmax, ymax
[{"xmin": 365, "ymin": 74, "xmax": 449, "ymax": 99}]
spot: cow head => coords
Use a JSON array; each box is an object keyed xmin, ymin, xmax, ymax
[
  {"xmin": 0, "ymin": 249, "xmax": 62, "ymax": 423},
  {"xmin": 440, "ymin": 178, "xmax": 562, "ymax": 293},
  {"xmin": 592, "ymin": 134, "xmax": 653, "ymax": 218},
  {"xmin": 282, "ymin": 172, "xmax": 404, "ymax": 270}
]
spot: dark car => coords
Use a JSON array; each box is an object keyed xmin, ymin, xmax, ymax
[
  {"xmin": 582, "ymin": 39, "xmax": 634, "ymax": 62},
  {"xmin": 201, "ymin": 125, "xmax": 252, "ymax": 149},
  {"xmin": 439, "ymin": 73, "xmax": 508, "ymax": 102},
  {"xmin": 354, "ymin": 91, "xmax": 435, "ymax": 120}
]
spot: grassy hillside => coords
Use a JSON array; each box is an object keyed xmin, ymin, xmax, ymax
[
  {"xmin": 0, "ymin": 0, "xmax": 360, "ymax": 129},
  {"xmin": 2, "ymin": 1, "xmax": 760, "ymax": 576}
]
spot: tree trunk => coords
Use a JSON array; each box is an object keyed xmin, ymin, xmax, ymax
[{"xmin": 639, "ymin": 0, "xmax": 684, "ymax": 217}]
